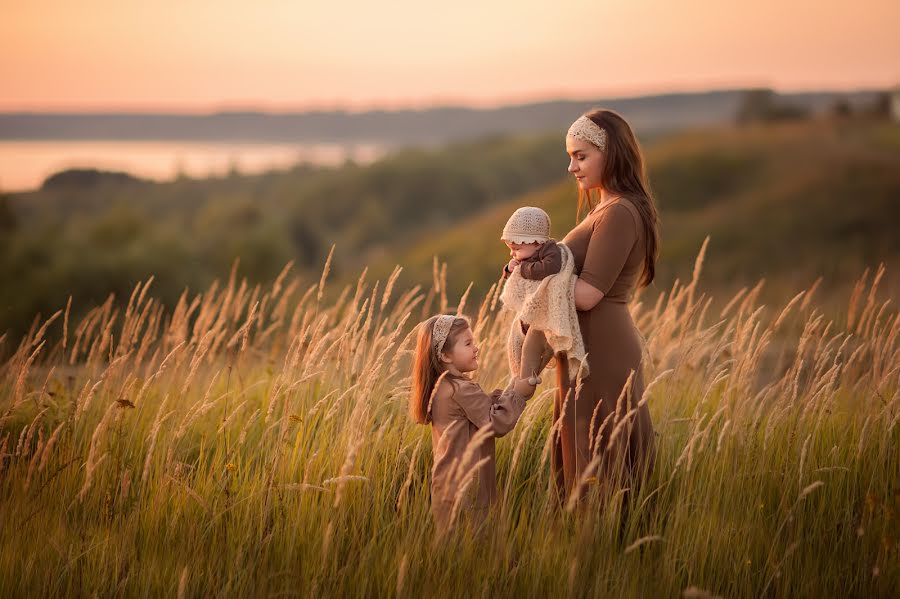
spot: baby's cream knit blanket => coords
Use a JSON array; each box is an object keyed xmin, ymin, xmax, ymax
[{"xmin": 499, "ymin": 242, "xmax": 588, "ymax": 378}]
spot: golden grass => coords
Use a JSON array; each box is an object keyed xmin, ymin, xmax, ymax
[{"xmin": 0, "ymin": 251, "xmax": 897, "ymax": 597}]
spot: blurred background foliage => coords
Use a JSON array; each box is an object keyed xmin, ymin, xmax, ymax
[{"xmin": 2, "ymin": 115, "xmax": 899, "ymax": 340}]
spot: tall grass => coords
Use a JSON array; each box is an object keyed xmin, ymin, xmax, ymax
[{"xmin": 0, "ymin": 247, "xmax": 897, "ymax": 597}]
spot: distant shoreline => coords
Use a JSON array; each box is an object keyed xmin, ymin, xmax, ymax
[
  {"xmin": 0, "ymin": 139, "xmax": 387, "ymax": 193},
  {"xmin": 0, "ymin": 89, "xmax": 885, "ymax": 145}
]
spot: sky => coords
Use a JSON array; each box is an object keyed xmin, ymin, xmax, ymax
[{"xmin": 2, "ymin": 0, "xmax": 899, "ymax": 112}]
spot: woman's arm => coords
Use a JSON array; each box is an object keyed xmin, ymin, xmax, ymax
[
  {"xmin": 574, "ymin": 278, "xmax": 605, "ymax": 311},
  {"xmin": 575, "ymin": 203, "xmax": 638, "ymax": 311}
]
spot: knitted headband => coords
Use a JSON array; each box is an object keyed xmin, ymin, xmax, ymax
[
  {"xmin": 567, "ymin": 115, "xmax": 608, "ymax": 152},
  {"xmin": 431, "ymin": 315, "xmax": 456, "ymax": 355}
]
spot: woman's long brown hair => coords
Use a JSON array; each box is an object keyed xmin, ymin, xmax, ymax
[
  {"xmin": 409, "ymin": 316, "xmax": 469, "ymax": 424},
  {"xmin": 575, "ymin": 108, "xmax": 660, "ymax": 288}
]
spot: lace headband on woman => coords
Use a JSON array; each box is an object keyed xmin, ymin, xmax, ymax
[
  {"xmin": 432, "ymin": 314, "xmax": 455, "ymax": 354},
  {"xmin": 567, "ymin": 115, "xmax": 607, "ymax": 152}
]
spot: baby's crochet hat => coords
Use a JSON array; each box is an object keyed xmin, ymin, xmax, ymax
[{"xmin": 502, "ymin": 206, "xmax": 551, "ymax": 244}]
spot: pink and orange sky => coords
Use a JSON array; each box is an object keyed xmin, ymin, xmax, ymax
[{"xmin": 2, "ymin": 0, "xmax": 899, "ymax": 112}]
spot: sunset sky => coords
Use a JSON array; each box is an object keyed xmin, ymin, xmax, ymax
[{"xmin": 2, "ymin": 0, "xmax": 898, "ymax": 112}]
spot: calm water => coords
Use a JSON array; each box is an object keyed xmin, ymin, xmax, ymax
[{"xmin": 0, "ymin": 140, "xmax": 387, "ymax": 192}]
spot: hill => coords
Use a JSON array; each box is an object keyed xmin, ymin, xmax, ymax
[
  {"xmin": 0, "ymin": 89, "xmax": 885, "ymax": 145},
  {"xmin": 1, "ymin": 119, "xmax": 898, "ymax": 340},
  {"xmin": 0, "ymin": 134, "xmax": 567, "ymax": 337},
  {"xmin": 366, "ymin": 120, "xmax": 900, "ymax": 304}
]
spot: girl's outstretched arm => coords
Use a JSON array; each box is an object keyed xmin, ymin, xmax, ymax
[{"xmin": 453, "ymin": 379, "xmax": 533, "ymax": 437}]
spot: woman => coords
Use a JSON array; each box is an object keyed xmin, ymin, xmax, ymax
[{"xmin": 555, "ymin": 108, "xmax": 660, "ymax": 504}]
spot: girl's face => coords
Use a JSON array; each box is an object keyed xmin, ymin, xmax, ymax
[
  {"xmin": 566, "ymin": 136, "xmax": 604, "ymax": 190},
  {"xmin": 440, "ymin": 327, "xmax": 479, "ymax": 373}
]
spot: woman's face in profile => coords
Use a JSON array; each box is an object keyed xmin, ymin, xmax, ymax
[{"xmin": 566, "ymin": 136, "xmax": 603, "ymax": 190}]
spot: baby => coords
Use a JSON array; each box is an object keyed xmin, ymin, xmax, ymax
[{"xmin": 501, "ymin": 206, "xmax": 563, "ymax": 383}]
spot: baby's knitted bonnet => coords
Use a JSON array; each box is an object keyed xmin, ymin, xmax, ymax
[{"xmin": 501, "ymin": 206, "xmax": 551, "ymax": 244}]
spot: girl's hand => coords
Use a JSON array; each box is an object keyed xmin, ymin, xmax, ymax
[{"xmin": 507, "ymin": 258, "xmax": 521, "ymax": 271}]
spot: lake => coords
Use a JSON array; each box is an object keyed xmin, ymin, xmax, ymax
[{"xmin": 0, "ymin": 140, "xmax": 387, "ymax": 192}]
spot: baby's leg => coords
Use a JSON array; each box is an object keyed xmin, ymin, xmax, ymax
[
  {"xmin": 520, "ymin": 326, "xmax": 554, "ymax": 382},
  {"xmin": 507, "ymin": 320, "xmax": 525, "ymax": 378}
]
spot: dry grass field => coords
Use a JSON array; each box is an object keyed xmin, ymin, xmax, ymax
[{"xmin": 0, "ymin": 247, "xmax": 897, "ymax": 597}]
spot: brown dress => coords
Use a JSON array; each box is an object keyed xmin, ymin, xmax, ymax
[
  {"xmin": 429, "ymin": 377, "xmax": 528, "ymax": 532},
  {"xmin": 557, "ymin": 197, "xmax": 656, "ymax": 501}
]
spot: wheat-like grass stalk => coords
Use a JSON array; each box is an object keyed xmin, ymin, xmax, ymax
[{"xmin": 0, "ymin": 250, "xmax": 895, "ymax": 597}]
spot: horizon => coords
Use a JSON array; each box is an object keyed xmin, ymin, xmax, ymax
[{"xmin": 0, "ymin": 84, "xmax": 893, "ymax": 116}]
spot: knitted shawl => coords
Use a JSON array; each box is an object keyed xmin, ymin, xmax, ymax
[{"xmin": 499, "ymin": 242, "xmax": 588, "ymax": 378}]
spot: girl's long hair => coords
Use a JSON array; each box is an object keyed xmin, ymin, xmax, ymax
[
  {"xmin": 409, "ymin": 315, "xmax": 470, "ymax": 424},
  {"xmin": 575, "ymin": 108, "xmax": 660, "ymax": 288}
]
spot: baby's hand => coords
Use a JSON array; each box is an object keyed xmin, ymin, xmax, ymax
[
  {"xmin": 507, "ymin": 258, "xmax": 521, "ymax": 271},
  {"xmin": 512, "ymin": 376, "xmax": 539, "ymax": 398}
]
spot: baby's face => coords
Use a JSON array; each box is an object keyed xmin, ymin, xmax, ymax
[{"xmin": 505, "ymin": 241, "xmax": 541, "ymax": 261}]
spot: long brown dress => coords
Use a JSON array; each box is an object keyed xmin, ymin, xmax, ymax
[{"xmin": 556, "ymin": 196, "xmax": 656, "ymax": 502}]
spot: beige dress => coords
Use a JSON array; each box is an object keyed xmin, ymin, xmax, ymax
[
  {"xmin": 429, "ymin": 377, "xmax": 527, "ymax": 532},
  {"xmin": 556, "ymin": 197, "xmax": 656, "ymax": 501}
]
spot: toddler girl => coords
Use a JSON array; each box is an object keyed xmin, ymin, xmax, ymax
[{"xmin": 409, "ymin": 314, "xmax": 536, "ymax": 532}]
